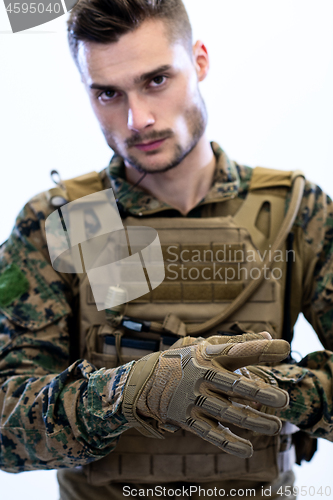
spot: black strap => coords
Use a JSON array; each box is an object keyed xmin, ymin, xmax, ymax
[{"xmin": 282, "ymin": 232, "xmax": 295, "ymax": 361}]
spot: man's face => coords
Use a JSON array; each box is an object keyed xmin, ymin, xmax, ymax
[{"xmin": 78, "ymin": 20, "xmax": 208, "ymax": 174}]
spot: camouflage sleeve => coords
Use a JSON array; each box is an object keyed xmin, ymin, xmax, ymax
[
  {"xmin": 0, "ymin": 197, "xmax": 134, "ymax": 473},
  {"xmin": 300, "ymin": 182, "xmax": 333, "ymax": 349},
  {"xmin": 256, "ymin": 353, "xmax": 333, "ymax": 440},
  {"xmin": 258, "ymin": 182, "xmax": 333, "ymax": 440}
]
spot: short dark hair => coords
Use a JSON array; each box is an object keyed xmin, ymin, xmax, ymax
[{"xmin": 67, "ymin": 0, "xmax": 193, "ymax": 68}]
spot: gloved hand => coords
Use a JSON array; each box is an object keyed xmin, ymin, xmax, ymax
[{"xmin": 122, "ymin": 332, "xmax": 290, "ymax": 458}]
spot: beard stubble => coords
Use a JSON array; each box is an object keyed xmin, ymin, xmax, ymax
[{"xmin": 104, "ymin": 94, "xmax": 208, "ymax": 175}]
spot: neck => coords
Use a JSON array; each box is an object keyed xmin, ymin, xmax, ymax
[{"xmin": 125, "ymin": 135, "xmax": 215, "ymax": 215}]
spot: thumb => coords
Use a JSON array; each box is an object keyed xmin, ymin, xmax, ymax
[{"xmin": 205, "ymin": 337, "xmax": 290, "ymax": 372}]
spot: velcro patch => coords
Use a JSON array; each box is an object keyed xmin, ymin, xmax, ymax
[{"xmin": 0, "ymin": 263, "xmax": 30, "ymax": 308}]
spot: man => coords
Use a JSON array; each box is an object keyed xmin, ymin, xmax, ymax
[{"xmin": 0, "ymin": 1, "xmax": 332, "ymax": 499}]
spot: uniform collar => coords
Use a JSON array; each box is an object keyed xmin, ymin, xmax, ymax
[{"xmin": 107, "ymin": 142, "xmax": 240, "ymax": 216}]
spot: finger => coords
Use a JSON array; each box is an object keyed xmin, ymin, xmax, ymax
[
  {"xmin": 258, "ymin": 331, "xmax": 272, "ymax": 340},
  {"xmin": 205, "ymin": 339, "xmax": 290, "ymax": 371},
  {"xmin": 186, "ymin": 415, "xmax": 253, "ymax": 458},
  {"xmin": 231, "ymin": 378, "xmax": 289, "ymax": 408},
  {"xmin": 194, "ymin": 394, "xmax": 282, "ymax": 435},
  {"xmin": 203, "ymin": 369, "xmax": 289, "ymax": 408},
  {"xmin": 205, "ymin": 331, "xmax": 272, "ymax": 346}
]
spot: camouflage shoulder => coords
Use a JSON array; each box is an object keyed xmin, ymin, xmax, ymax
[
  {"xmin": 2, "ymin": 166, "xmax": 110, "ymax": 257},
  {"xmin": 293, "ymin": 179, "xmax": 330, "ymax": 226},
  {"xmin": 1, "ymin": 188, "xmax": 59, "ymax": 261},
  {"xmin": 0, "ymin": 188, "xmax": 74, "ymax": 318},
  {"xmin": 27, "ymin": 187, "xmax": 60, "ymax": 223},
  {"xmin": 98, "ymin": 166, "xmax": 112, "ymax": 190},
  {"xmin": 291, "ymin": 179, "xmax": 333, "ymax": 251},
  {"xmin": 235, "ymin": 163, "xmax": 253, "ymax": 199},
  {"xmin": 0, "ymin": 189, "xmax": 55, "ymax": 263}
]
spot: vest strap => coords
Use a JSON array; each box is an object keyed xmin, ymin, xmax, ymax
[
  {"xmin": 48, "ymin": 170, "xmax": 104, "ymax": 207},
  {"xmin": 233, "ymin": 191, "xmax": 286, "ymax": 254},
  {"xmin": 63, "ymin": 171, "xmax": 104, "ymax": 201},
  {"xmin": 162, "ymin": 313, "xmax": 187, "ymax": 337},
  {"xmin": 249, "ymin": 167, "xmax": 293, "ymax": 190}
]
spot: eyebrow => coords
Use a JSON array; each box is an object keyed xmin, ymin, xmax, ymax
[{"xmin": 89, "ymin": 64, "xmax": 172, "ymax": 91}]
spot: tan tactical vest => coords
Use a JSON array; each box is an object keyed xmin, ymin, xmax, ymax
[{"xmin": 50, "ymin": 167, "xmax": 304, "ymax": 486}]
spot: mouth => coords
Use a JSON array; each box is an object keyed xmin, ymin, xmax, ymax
[{"xmin": 134, "ymin": 137, "xmax": 167, "ymax": 152}]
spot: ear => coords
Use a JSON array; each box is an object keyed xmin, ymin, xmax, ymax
[{"xmin": 192, "ymin": 40, "xmax": 209, "ymax": 82}]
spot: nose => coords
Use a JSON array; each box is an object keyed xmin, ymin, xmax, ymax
[{"xmin": 127, "ymin": 95, "xmax": 155, "ymax": 132}]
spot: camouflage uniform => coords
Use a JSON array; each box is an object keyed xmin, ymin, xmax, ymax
[{"xmin": 0, "ymin": 142, "xmax": 333, "ymax": 483}]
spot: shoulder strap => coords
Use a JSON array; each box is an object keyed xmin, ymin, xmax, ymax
[
  {"xmin": 47, "ymin": 171, "xmax": 104, "ymax": 207},
  {"xmin": 249, "ymin": 167, "xmax": 294, "ymax": 190},
  {"xmin": 63, "ymin": 172, "xmax": 104, "ymax": 201},
  {"xmin": 233, "ymin": 166, "xmax": 294, "ymax": 255}
]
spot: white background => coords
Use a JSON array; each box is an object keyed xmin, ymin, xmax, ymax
[{"xmin": 0, "ymin": 1, "xmax": 333, "ymax": 498}]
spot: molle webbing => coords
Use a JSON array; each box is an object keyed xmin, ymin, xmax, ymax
[
  {"xmin": 121, "ymin": 218, "xmax": 283, "ymax": 336},
  {"xmin": 84, "ymin": 427, "xmax": 295, "ymax": 485}
]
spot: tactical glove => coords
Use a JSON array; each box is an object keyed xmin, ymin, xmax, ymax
[{"xmin": 122, "ymin": 332, "xmax": 290, "ymax": 458}]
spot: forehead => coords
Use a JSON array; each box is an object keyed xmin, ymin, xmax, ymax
[{"xmin": 78, "ymin": 19, "xmax": 191, "ymax": 86}]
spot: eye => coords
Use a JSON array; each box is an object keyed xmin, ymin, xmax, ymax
[
  {"xmin": 150, "ymin": 75, "xmax": 167, "ymax": 87},
  {"xmin": 98, "ymin": 90, "xmax": 119, "ymax": 102}
]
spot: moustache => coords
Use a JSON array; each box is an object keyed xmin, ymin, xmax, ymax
[{"xmin": 126, "ymin": 129, "xmax": 174, "ymax": 148}]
